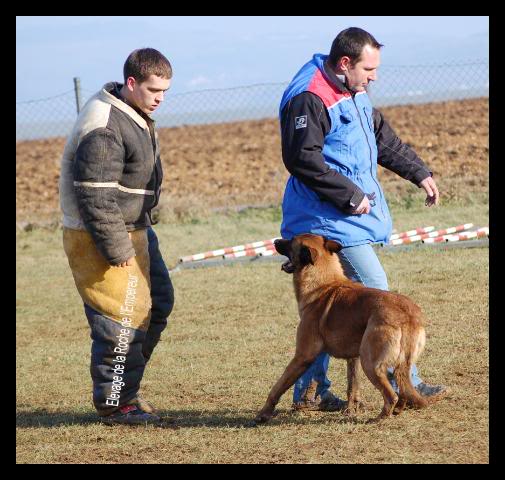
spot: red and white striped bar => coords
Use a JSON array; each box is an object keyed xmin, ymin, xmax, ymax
[
  {"xmin": 390, "ymin": 223, "xmax": 474, "ymax": 246},
  {"xmin": 223, "ymin": 244, "xmax": 277, "ymax": 259},
  {"xmin": 423, "ymin": 227, "xmax": 489, "ymax": 244},
  {"xmin": 179, "ymin": 237, "xmax": 279, "ymax": 263},
  {"xmin": 390, "ymin": 226, "xmax": 435, "ymax": 241}
]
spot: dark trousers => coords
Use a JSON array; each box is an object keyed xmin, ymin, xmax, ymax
[{"xmin": 85, "ymin": 227, "xmax": 174, "ymax": 415}]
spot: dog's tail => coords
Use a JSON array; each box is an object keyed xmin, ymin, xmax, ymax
[{"xmin": 394, "ymin": 325, "xmax": 430, "ymax": 409}]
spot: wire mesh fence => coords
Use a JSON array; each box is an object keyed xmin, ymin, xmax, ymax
[{"xmin": 16, "ymin": 60, "xmax": 488, "ymax": 142}]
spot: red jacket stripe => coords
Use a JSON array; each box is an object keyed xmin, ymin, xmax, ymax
[{"xmin": 307, "ymin": 69, "xmax": 350, "ymax": 108}]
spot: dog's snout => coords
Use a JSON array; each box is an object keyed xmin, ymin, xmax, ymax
[{"xmin": 274, "ymin": 239, "xmax": 291, "ymax": 257}]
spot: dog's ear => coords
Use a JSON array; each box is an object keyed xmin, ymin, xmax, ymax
[
  {"xmin": 299, "ymin": 245, "xmax": 317, "ymax": 266},
  {"xmin": 274, "ymin": 238, "xmax": 291, "ymax": 256},
  {"xmin": 324, "ymin": 239, "xmax": 343, "ymax": 254}
]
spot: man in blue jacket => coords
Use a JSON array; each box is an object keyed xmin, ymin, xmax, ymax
[{"xmin": 279, "ymin": 27, "xmax": 449, "ymax": 412}]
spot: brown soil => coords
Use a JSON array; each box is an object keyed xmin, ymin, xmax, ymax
[{"xmin": 16, "ymin": 97, "xmax": 488, "ymax": 225}]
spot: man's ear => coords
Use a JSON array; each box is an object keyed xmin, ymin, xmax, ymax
[
  {"xmin": 126, "ymin": 76, "xmax": 136, "ymax": 91},
  {"xmin": 338, "ymin": 55, "xmax": 352, "ymax": 72},
  {"xmin": 274, "ymin": 239, "xmax": 291, "ymax": 256},
  {"xmin": 324, "ymin": 239, "xmax": 343, "ymax": 254},
  {"xmin": 299, "ymin": 245, "xmax": 317, "ymax": 266}
]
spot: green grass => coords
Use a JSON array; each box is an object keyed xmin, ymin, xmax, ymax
[{"xmin": 16, "ymin": 196, "xmax": 489, "ymax": 464}]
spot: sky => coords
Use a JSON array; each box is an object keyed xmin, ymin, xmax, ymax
[{"xmin": 16, "ymin": 16, "xmax": 489, "ymax": 102}]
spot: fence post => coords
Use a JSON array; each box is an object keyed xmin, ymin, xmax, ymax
[{"xmin": 73, "ymin": 77, "xmax": 82, "ymax": 115}]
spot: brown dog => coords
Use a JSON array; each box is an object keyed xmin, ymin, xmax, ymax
[{"xmin": 254, "ymin": 233, "xmax": 443, "ymax": 424}]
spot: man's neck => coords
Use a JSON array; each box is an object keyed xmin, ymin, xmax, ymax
[
  {"xmin": 118, "ymin": 85, "xmax": 151, "ymax": 121},
  {"xmin": 323, "ymin": 60, "xmax": 350, "ymax": 93},
  {"xmin": 118, "ymin": 85, "xmax": 134, "ymax": 107},
  {"xmin": 330, "ymin": 67, "xmax": 347, "ymax": 86},
  {"xmin": 335, "ymin": 72, "xmax": 346, "ymax": 85}
]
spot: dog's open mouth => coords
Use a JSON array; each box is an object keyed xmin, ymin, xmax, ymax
[{"xmin": 281, "ymin": 260, "xmax": 295, "ymax": 274}]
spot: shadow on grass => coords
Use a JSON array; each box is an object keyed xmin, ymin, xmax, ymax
[
  {"xmin": 16, "ymin": 407, "xmax": 365, "ymax": 429},
  {"xmin": 16, "ymin": 409, "xmax": 99, "ymax": 428}
]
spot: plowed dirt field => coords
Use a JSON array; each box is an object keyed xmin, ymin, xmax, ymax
[{"xmin": 16, "ymin": 97, "xmax": 488, "ymax": 225}]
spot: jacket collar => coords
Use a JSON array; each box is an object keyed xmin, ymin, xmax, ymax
[{"xmin": 99, "ymin": 82, "xmax": 150, "ymax": 129}]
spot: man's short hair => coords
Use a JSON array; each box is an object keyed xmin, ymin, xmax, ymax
[
  {"xmin": 328, "ymin": 27, "xmax": 383, "ymax": 67},
  {"xmin": 123, "ymin": 48, "xmax": 172, "ymax": 84}
]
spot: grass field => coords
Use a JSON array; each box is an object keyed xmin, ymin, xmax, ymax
[{"xmin": 16, "ymin": 195, "xmax": 489, "ymax": 464}]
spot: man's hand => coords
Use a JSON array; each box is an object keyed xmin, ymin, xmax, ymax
[
  {"xmin": 116, "ymin": 257, "xmax": 134, "ymax": 268},
  {"xmin": 352, "ymin": 195, "xmax": 371, "ymax": 215},
  {"xmin": 419, "ymin": 177, "xmax": 440, "ymax": 207}
]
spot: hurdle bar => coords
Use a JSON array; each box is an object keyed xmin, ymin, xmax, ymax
[
  {"xmin": 390, "ymin": 226, "xmax": 435, "ymax": 241},
  {"xmin": 389, "ymin": 223, "xmax": 474, "ymax": 246},
  {"xmin": 223, "ymin": 243, "xmax": 277, "ymax": 259},
  {"xmin": 422, "ymin": 227, "xmax": 489, "ymax": 243},
  {"xmin": 179, "ymin": 237, "xmax": 279, "ymax": 263}
]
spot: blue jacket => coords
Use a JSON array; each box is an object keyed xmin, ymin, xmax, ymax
[{"xmin": 280, "ymin": 54, "xmax": 393, "ymax": 247}]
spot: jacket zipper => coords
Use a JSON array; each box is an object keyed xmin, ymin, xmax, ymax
[
  {"xmin": 147, "ymin": 122, "xmax": 160, "ymax": 211},
  {"xmin": 351, "ymin": 96, "xmax": 385, "ymax": 218}
]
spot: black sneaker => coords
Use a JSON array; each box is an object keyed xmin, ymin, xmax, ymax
[
  {"xmin": 101, "ymin": 404, "xmax": 161, "ymax": 426},
  {"xmin": 405, "ymin": 382, "xmax": 450, "ymax": 407},
  {"xmin": 317, "ymin": 391, "xmax": 347, "ymax": 412}
]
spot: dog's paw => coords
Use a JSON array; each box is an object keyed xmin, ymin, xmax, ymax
[
  {"xmin": 343, "ymin": 407, "xmax": 357, "ymax": 418},
  {"xmin": 344, "ymin": 400, "xmax": 368, "ymax": 417},
  {"xmin": 250, "ymin": 412, "xmax": 272, "ymax": 426},
  {"xmin": 393, "ymin": 400, "xmax": 407, "ymax": 416}
]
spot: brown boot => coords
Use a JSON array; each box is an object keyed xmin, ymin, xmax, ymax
[
  {"xmin": 126, "ymin": 395, "xmax": 158, "ymax": 414},
  {"xmin": 291, "ymin": 380, "xmax": 320, "ymax": 411}
]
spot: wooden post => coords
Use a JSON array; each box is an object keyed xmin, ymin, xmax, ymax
[{"xmin": 73, "ymin": 77, "xmax": 82, "ymax": 115}]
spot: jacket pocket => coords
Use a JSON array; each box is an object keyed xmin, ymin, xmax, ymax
[
  {"xmin": 332, "ymin": 109, "xmax": 356, "ymax": 145},
  {"xmin": 339, "ymin": 111, "xmax": 354, "ymax": 124}
]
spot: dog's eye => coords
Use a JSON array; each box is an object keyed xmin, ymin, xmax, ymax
[{"xmin": 299, "ymin": 246, "xmax": 313, "ymax": 266}]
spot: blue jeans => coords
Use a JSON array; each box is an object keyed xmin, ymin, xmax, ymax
[{"xmin": 292, "ymin": 243, "xmax": 422, "ymax": 402}]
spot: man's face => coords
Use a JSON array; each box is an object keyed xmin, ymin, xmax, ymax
[
  {"xmin": 127, "ymin": 74, "xmax": 171, "ymax": 115},
  {"xmin": 343, "ymin": 45, "xmax": 380, "ymax": 92}
]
